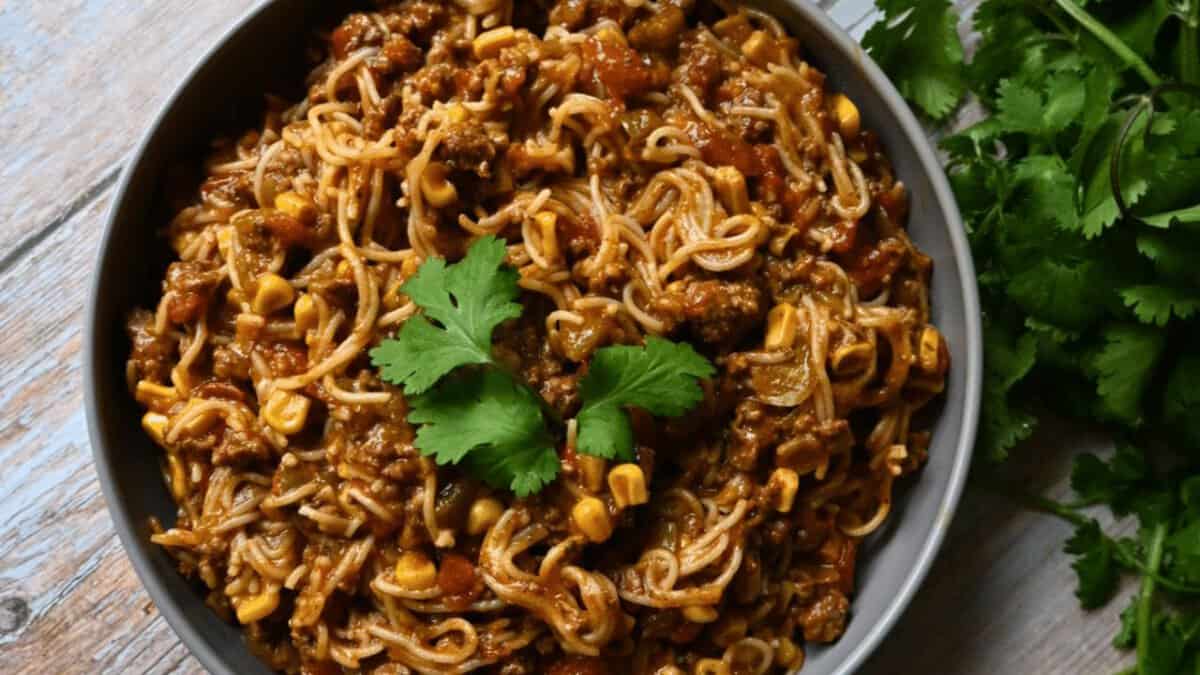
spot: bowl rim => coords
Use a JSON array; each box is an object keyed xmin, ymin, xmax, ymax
[{"xmin": 83, "ymin": 2, "xmax": 982, "ymax": 674}]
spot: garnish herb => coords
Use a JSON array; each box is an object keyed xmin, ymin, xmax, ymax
[
  {"xmin": 369, "ymin": 236, "xmax": 521, "ymax": 395},
  {"xmin": 576, "ymin": 337, "xmax": 716, "ymax": 461},
  {"xmin": 866, "ymin": 0, "xmax": 1200, "ymax": 671},
  {"xmin": 408, "ymin": 369, "xmax": 559, "ymax": 497},
  {"xmin": 371, "ymin": 236, "xmax": 713, "ymax": 497}
]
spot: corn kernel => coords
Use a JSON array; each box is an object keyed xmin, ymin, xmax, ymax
[
  {"xmin": 274, "ymin": 191, "xmax": 317, "ymax": 226},
  {"xmin": 830, "ymin": 93, "xmax": 861, "ymax": 140},
  {"xmin": 216, "ymin": 226, "xmax": 233, "ymax": 257},
  {"xmin": 577, "ymin": 454, "xmax": 607, "ymax": 493},
  {"xmin": 394, "ymin": 551, "xmax": 437, "ymax": 590},
  {"xmin": 446, "ymin": 103, "xmax": 468, "ymax": 124},
  {"xmin": 383, "ymin": 282, "xmax": 407, "ymax": 311},
  {"xmin": 263, "ymin": 389, "xmax": 311, "ymax": 435},
  {"xmin": 235, "ymin": 312, "xmax": 265, "ymax": 342},
  {"xmin": 714, "ymin": 166, "xmax": 750, "ymax": 215},
  {"xmin": 142, "ymin": 412, "xmax": 169, "ymax": 446},
  {"xmin": 252, "ymin": 273, "xmax": 295, "ymax": 315},
  {"xmin": 420, "ymin": 162, "xmax": 458, "ymax": 209},
  {"xmin": 572, "ymin": 497, "xmax": 613, "ymax": 543},
  {"xmin": 336, "ymin": 260, "xmax": 354, "ymax": 282},
  {"xmin": 774, "ymin": 637, "xmax": 803, "ymax": 668},
  {"xmin": 694, "ymin": 659, "xmax": 730, "ymax": 675},
  {"xmin": 535, "ymin": 211, "xmax": 559, "ymax": 262},
  {"xmin": 741, "ymin": 30, "xmax": 777, "ymax": 66},
  {"xmin": 767, "ymin": 468, "xmax": 799, "ymax": 513},
  {"xmin": 764, "ymin": 303, "xmax": 798, "ymax": 350},
  {"xmin": 919, "ymin": 326, "xmax": 943, "ymax": 373},
  {"xmin": 682, "ymin": 605, "xmax": 718, "ymax": 624},
  {"xmin": 235, "ymin": 586, "xmax": 280, "ymax": 624},
  {"xmin": 401, "ymin": 255, "xmax": 421, "ymax": 279},
  {"xmin": 136, "ymin": 380, "xmax": 178, "ymax": 407},
  {"xmin": 167, "ymin": 452, "xmax": 188, "ymax": 501},
  {"xmin": 607, "ymin": 464, "xmax": 649, "ymax": 508},
  {"xmin": 294, "ymin": 294, "xmax": 317, "ymax": 333},
  {"xmin": 466, "ymin": 497, "xmax": 504, "ymax": 536},
  {"xmin": 472, "ymin": 26, "xmax": 517, "ymax": 60}
]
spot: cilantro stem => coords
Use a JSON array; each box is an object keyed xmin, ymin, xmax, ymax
[
  {"xmin": 1183, "ymin": 0, "xmax": 1200, "ymax": 84},
  {"xmin": 1051, "ymin": 0, "xmax": 1163, "ymax": 87},
  {"xmin": 1136, "ymin": 522, "xmax": 1166, "ymax": 674},
  {"xmin": 979, "ymin": 479, "xmax": 1093, "ymax": 527}
]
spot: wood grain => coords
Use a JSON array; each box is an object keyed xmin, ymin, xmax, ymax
[
  {"xmin": 0, "ymin": 1, "xmax": 1137, "ymax": 674},
  {"xmin": 0, "ymin": 2, "xmax": 256, "ymax": 262}
]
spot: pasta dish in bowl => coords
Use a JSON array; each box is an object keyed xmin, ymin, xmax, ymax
[{"xmin": 87, "ymin": 1, "xmax": 980, "ymax": 674}]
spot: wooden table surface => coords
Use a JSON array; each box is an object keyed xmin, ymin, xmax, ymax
[{"xmin": 0, "ymin": 1, "xmax": 1133, "ymax": 673}]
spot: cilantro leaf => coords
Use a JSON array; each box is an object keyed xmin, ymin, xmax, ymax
[
  {"xmin": 978, "ymin": 324, "xmax": 1038, "ymax": 461},
  {"xmin": 370, "ymin": 236, "xmax": 521, "ymax": 395},
  {"xmin": 1165, "ymin": 519, "xmax": 1200, "ymax": 587},
  {"xmin": 409, "ymin": 370, "xmax": 557, "ymax": 497},
  {"xmin": 1065, "ymin": 519, "xmax": 1120, "ymax": 609},
  {"xmin": 862, "ymin": 0, "xmax": 966, "ymax": 120},
  {"xmin": 1006, "ymin": 258, "xmax": 1106, "ymax": 329},
  {"xmin": 1071, "ymin": 446, "xmax": 1150, "ymax": 515},
  {"xmin": 1136, "ymin": 231, "xmax": 1200, "ymax": 285},
  {"xmin": 1121, "ymin": 285, "xmax": 1200, "ymax": 327},
  {"xmin": 1013, "ymin": 154, "xmax": 1079, "ymax": 231},
  {"xmin": 1164, "ymin": 356, "xmax": 1200, "ymax": 449},
  {"xmin": 1092, "ymin": 324, "xmax": 1165, "ymax": 426},
  {"xmin": 994, "ymin": 79, "xmax": 1046, "ymax": 135},
  {"xmin": 576, "ymin": 337, "xmax": 714, "ymax": 460},
  {"xmin": 1115, "ymin": 596, "xmax": 1138, "ymax": 649}
]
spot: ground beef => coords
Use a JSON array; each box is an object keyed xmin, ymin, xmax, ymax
[
  {"xmin": 382, "ymin": 34, "xmax": 422, "ymax": 72},
  {"xmin": 548, "ymin": 0, "xmax": 589, "ymax": 29},
  {"xmin": 200, "ymin": 171, "xmax": 253, "ymax": 210},
  {"xmin": 540, "ymin": 374, "xmax": 582, "ymax": 419},
  {"xmin": 800, "ymin": 589, "xmax": 850, "ymax": 643},
  {"xmin": 331, "ymin": 13, "xmax": 382, "ymax": 60},
  {"xmin": 658, "ymin": 278, "xmax": 766, "ymax": 346},
  {"xmin": 410, "ymin": 62, "xmax": 457, "ymax": 103},
  {"xmin": 388, "ymin": 0, "xmax": 445, "ymax": 44},
  {"xmin": 628, "ymin": 5, "xmax": 685, "ymax": 51},
  {"xmin": 677, "ymin": 37, "xmax": 723, "ymax": 100},
  {"xmin": 718, "ymin": 76, "xmax": 772, "ymax": 142},
  {"xmin": 127, "ymin": 309, "xmax": 176, "ymax": 384},
  {"xmin": 439, "ymin": 122, "xmax": 499, "ymax": 174},
  {"xmin": 163, "ymin": 261, "xmax": 220, "ymax": 324},
  {"xmin": 212, "ymin": 426, "xmax": 271, "ymax": 466},
  {"xmin": 839, "ymin": 234, "xmax": 908, "ymax": 299},
  {"xmin": 212, "ymin": 343, "xmax": 251, "ymax": 381}
]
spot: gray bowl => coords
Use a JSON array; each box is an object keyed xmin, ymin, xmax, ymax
[{"xmin": 84, "ymin": 2, "xmax": 982, "ymax": 674}]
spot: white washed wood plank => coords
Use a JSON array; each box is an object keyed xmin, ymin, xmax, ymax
[
  {"xmin": 0, "ymin": 190, "xmax": 202, "ymax": 675},
  {"xmin": 0, "ymin": 1, "xmax": 260, "ymax": 258}
]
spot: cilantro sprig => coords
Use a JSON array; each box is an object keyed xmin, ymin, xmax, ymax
[
  {"xmin": 370, "ymin": 236, "xmax": 713, "ymax": 497},
  {"xmin": 866, "ymin": 0, "xmax": 1200, "ymax": 670},
  {"xmin": 370, "ymin": 236, "xmax": 521, "ymax": 395},
  {"xmin": 409, "ymin": 370, "xmax": 558, "ymax": 497},
  {"xmin": 576, "ymin": 337, "xmax": 715, "ymax": 461}
]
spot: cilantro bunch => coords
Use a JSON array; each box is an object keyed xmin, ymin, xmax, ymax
[
  {"xmin": 369, "ymin": 236, "xmax": 713, "ymax": 497},
  {"xmin": 866, "ymin": 0, "xmax": 1200, "ymax": 671}
]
